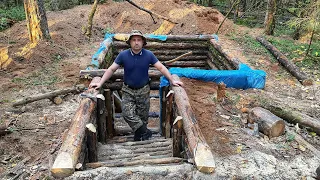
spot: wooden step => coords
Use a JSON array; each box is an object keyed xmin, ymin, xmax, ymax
[
  {"xmin": 86, "ymin": 157, "xmax": 184, "ymax": 168},
  {"xmin": 89, "ymin": 136, "xmax": 178, "ymax": 168}
]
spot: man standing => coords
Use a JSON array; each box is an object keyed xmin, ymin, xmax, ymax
[{"xmin": 89, "ymin": 30, "xmax": 183, "ymax": 141}]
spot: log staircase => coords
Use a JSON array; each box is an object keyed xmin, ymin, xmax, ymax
[{"xmin": 51, "ymin": 34, "xmax": 239, "ymax": 178}]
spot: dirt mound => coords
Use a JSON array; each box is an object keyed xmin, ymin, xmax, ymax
[{"xmin": 97, "ymin": 0, "xmax": 233, "ymax": 35}]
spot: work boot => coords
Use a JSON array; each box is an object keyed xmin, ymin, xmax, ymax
[
  {"xmin": 134, "ymin": 124, "xmax": 152, "ymax": 141},
  {"xmin": 140, "ymin": 128, "xmax": 152, "ymax": 141}
]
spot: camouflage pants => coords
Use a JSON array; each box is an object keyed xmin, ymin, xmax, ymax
[{"xmin": 121, "ymin": 83, "xmax": 150, "ymax": 132}]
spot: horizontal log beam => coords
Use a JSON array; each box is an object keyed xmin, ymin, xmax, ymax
[
  {"xmin": 113, "ymin": 34, "xmax": 215, "ymax": 42},
  {"xmin": 99, "ymin": 153, "xmax": 172, "ymax": 162},
  {"xmin": 103, "ymin": 81, "xmax": 160, "ymax": 90},
  {"xmin": 165, "ymin": 61, "xmax": 207, "ymax": 67},
  {"xmin": 106, "ymin": 134, "xmax": 164, "ymax": 143},
  {"xmin": 99, "ymin": 145, "xmax": 172, "ymax": 156},
  {"xmin": 158, "ymin": 55, "xmax": 207, "ymax": 61},
  {"xmin": 115, "ymin": 49, "xmax": 208, "ymax": 56},
  {"xmin": 80, "ymin": 69, "xmax": 162, "ymax": 80},
  {"xmin": 86, "ymin": 157, "xmax": 184, "ymax": 168},
  {"xmin": 99, "ymin": 150, "xmax": 172, "ymax": 161},
  {"xmin": 113, "ymin": 41, "xmax": 208, "ymax": 50},
  {"xmin": 100, "ymin": 141, "xmax": 172, "ymax": 151},
  {"xmin": 256, "ymin": 36, "xmax": 312, "ymax": 86}
]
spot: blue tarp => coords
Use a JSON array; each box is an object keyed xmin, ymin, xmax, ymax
[
  {"xmin": 87, "ymin": 35, "xmax": 114, "ymax": 70},
  {"xmin": 160, "ymin": 64, "xmax": 266, "ymax": 89},
  {"xmin": 145, "ymin": 34, "xmax": 168, "ymax": 41}
]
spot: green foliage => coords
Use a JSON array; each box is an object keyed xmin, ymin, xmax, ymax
[
  {"xmin": 286, "ymin": 133, "xmax": 295, "ymax": 142},
  {"xmin": 0, "ymin": 5, "xmax": 25, "ymax": 31},
  {"xmin": 235, "ymin": 16, "xmax": 263, "ymax": 28},
  {"xmin": 267, "ymin": 36, "xmax": 320, "ymax": 69},
  {"xmin": 286, "ymin": 0, "xmax": 320, "ymax": 38},
  {"xmin": 228, "ymin": 34, "xmax": 270, "ymax": 56},
  {"xmin": 273, "ymin": 24, "xmax": 296, "ymax": 37}
]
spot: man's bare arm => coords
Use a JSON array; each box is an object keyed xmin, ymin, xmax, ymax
[
  {"xmin": 153, "ymin": 61, "xmax": 183, "ymax": 86},
  {"xmin": 89, "ymin": 62, "xmax": 120, "ymax": 89}
]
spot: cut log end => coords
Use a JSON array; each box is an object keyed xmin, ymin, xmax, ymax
[
  {"xmin": 53, "ymin": 96, "xmax": 63, "ymax": 105},
  {"xmin": 301, "ymin": 79, "xmax": 313, "ymax": 86},
  {"xmin": 269, "ymin": 120, "xmax": 285, "ymax": 137},
  {"xmin": 51, "ymin": 152, "xmax": 74, "ymax": 178},
  {"xmin": 194, "ymin": 143, "xmax": 216, "ymax": 174},
  {"xmin": 249, "ymin": 107, "xmax": 285, "ymax": 138},
  {"xmin": 50, "ymin": 168, "xmax": 74, "ymax": 178}
]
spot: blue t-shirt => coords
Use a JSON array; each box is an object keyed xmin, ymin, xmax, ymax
[{"xmin": 115, "ymin": 49, "xmax": 159, "ymax": 88}]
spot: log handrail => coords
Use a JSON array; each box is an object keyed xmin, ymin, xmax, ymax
[
  {"xmin": 51, "ymin": 78, "xmax": 101, "ymax": 178},
  {"xmin": 171, "ymin": 75, "xmax": 215, "ymax": 173}
]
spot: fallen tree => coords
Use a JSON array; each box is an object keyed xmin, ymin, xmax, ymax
[
  {"xmin": 256, "ymin": 36, "xmax": 313, "ymax": 86},
  {"xmin": 262, "ymin": 104, "xmax": 320, "ymax": 135},
  {"xmin": 12, "ymin": 84, "xmax": 85, "ymax": 107}
]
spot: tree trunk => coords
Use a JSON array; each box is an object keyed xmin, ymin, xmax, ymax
[
  {"xmin": 84, "ymin": 0, "xmax": 98, "ymax": 37},
  {"xmin": 264, "ymin": 0, "xmax": 277, "ymax": 35},
  {"xmin": 24, "ymin": 0, "xmax": 51, "ymax": 42},
  {"xmin": 256, "ymin": 36, "xmax": 313, "ymax": 86},
  {"xmin": 12, "ymin": 84, "xmax": 85, "ymax": 107},
  {"xmin": 262, "ymin": 105, "xmax": 320, "ymax": 135},
  {"xmin": 249, "ymin": 107, "xmax": 285, "ymax": 138},
  {"xmin": 172, "ymin": 75, "xmax": 215, "ymax": 173}
]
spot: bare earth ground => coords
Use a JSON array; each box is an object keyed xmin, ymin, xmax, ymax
[{"xmin": 0, "ymin": 0, "xmax": 319, "ymax": 179}]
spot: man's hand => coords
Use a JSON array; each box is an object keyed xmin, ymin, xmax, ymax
[
  {"xmin": 89, "ymin": 82, "xmax": 102, "ymax": 90},
  {"xmin": 171, "ymin": 80, "xmax": 183, "ymax": 87}
]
